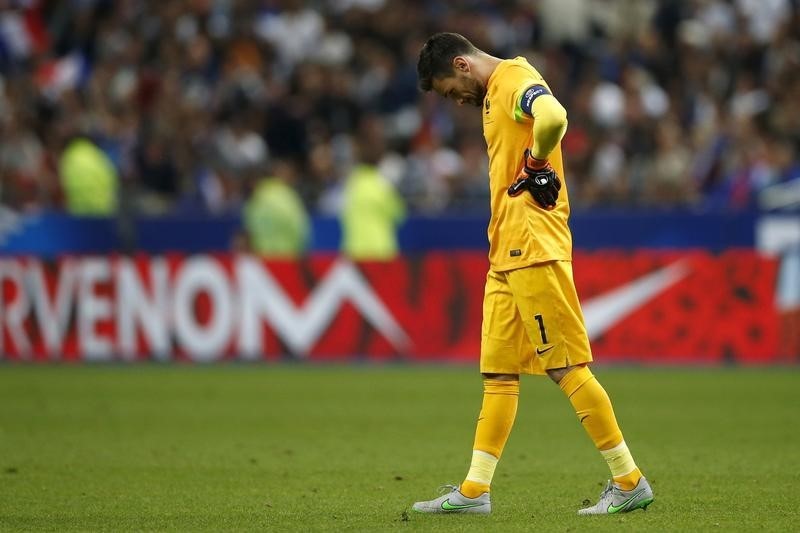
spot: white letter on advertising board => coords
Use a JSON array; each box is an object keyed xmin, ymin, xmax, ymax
[
  {"xmin": 78, "ymin": 258, "xmax": 113, "ymax": 360},
  {"xmin": 236, "ymin": 257, "xmax": 272, "ymax": 359},
  {"xmin": 235, "ymin": 257, "xmax": 409, "ymax": 358},
  {"xmin": 29, "ymin": 259, "xmax": 77, "ymax": 358},
  {"xmin": 117, "ymin": 257, "xmax": 170, "ymax": 360},
  {"xmin": 0, "ymin": 259, "xmax": 32, "ymax": 357},
  {"xmin": 172, "ymin": 257, "xmax": 233, "ymax": 362}
]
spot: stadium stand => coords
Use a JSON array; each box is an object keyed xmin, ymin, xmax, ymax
[{"xmin": 1, "ymin": 0, "xmax": 798, "ymax": 215}]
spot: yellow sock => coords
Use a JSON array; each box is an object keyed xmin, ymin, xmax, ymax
[
  {"xmin": 460, "ymin": 451, "xmax": 498, "ymax": 498},
  {"xmin": 613, "ymin": 469, "xmax": 643, "ymax": 491},
  {"xmin": 559, "ymin": 366, "xmax": 642, "ymax": 490},
  {"xmin": 460, "ymin": 378, "xmax": 519, "ymax": 498}
]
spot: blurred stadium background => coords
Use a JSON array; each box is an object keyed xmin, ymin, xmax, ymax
[
  {"xmin": 1, "ymin": 0, "xmax": 799, "ymax": 531},
  {"xmin": 0, "ymin": 0, "xmax": 798, "ymax": 362}
]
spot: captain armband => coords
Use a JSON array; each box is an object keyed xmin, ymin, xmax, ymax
[{"xmin": 519, "ymin": 85, "xmax": 551, "ymax": 116}]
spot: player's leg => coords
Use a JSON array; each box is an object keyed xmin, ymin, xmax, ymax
[
  {"xmin": 459, "ymin": 371, "xmax": 519, "ymax": 499},
  {"xmin": 506, "ymin": 261, "xmax": 653, "ymax": 514},
  {"xmin": 548, "ymin": 364, "xmax": 653, "ymax": 514},
  {"xmin": 550, "ymin": 364, "xmax": 652, "ymax": 504},
  {"xmin": 548, "ymin": 364, "xmax": 640, "ymax": 489},
  {"xmin": 412, "ymin": 270, "xmax": 525, "ymax": 514}
]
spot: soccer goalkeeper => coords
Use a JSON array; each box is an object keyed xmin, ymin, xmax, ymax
[{"xmin": 412, "ymin": 32, "xmax": 654, "ymax": 516}]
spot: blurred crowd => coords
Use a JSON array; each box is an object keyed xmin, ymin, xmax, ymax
[{"xmin": 1, "ymin": 0, "xmax": 799, "ymax": 219}]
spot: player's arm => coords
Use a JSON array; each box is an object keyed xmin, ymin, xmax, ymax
[
  {"xmin": 528, "ymin": 91, "xmax": 568, "ymax": 160},
  {"xmin": 508, "ymin": 86, "xmax": 567, "ymax": 209}
]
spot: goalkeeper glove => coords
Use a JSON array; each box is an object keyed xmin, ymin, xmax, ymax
[{"xmin": 507, "ymin": 149, "xmax": 561, "ymax": 210}]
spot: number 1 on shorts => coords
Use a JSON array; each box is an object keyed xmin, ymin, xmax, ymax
[{"xmin": 534, "ymin": 314, "xmax": 548, "ymax": 344}]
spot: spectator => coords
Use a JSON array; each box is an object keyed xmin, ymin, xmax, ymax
[
  {"xmin": 0, "ymin": 108, "xmax": 52, "ymax": 210},
  {"xmin": 59, "ymin": 137, "xmax": 118, "ymax": 216},
  {"xmin": 133, "ymin": 132, "xmax": 181, "ymax": 214},
  {"xmin": 644, "ymin": 119, "xmax": 695, "ymax": 205},
  {"xmin": 0, "ymin": 0, "xmax": 797, "ymax": 215},
  {"xmin": 340, "ymin": 116, "xmax": 406, "ymax": 260},
  {"xmin": 243, "ymin": 160, "xmax": 310, "ymax": 258}
]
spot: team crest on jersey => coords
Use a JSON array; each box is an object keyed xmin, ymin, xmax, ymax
[{"xmin": 484, "ymin": 99, "xmax": 490, "ymax": 114}]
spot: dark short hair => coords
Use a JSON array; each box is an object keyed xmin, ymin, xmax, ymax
[{"xmin": 417, "ymin": 32, "xmax": 479, "ymax": 91}]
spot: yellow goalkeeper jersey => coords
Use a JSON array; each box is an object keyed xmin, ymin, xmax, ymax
[{"xmin": 482, "ymin": 57, "xmax": 572, "ymax": 271}]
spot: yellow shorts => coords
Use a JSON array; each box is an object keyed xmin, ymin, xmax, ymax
[{"xmin": 480, "ymin": 260, "xmax": 593, "ymax": 375}]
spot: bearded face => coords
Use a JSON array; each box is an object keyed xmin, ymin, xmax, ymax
[{"xmin": 433, "ymin": 70, "xmax": 486, "ymax": 108}]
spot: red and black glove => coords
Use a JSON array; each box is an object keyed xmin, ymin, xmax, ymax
[{"xmin": 507, "ymin": 149, "xmax": 561, "ymax": 210}]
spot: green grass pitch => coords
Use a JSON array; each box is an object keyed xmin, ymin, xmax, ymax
[{"xmin": 0, "ymin": 365, "xmax": 798, "ymax": 532}]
